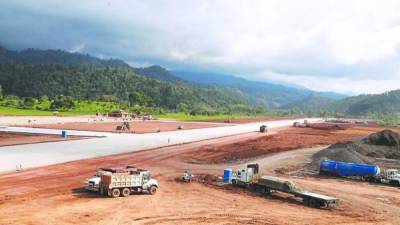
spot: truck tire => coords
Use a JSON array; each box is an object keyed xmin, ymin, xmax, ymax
[
  {"xmin": 122, "ymin": 188, "xmax": 130, "ymax": 197},
  {"xmin": 303, "ymin": 198, "xmax": 310, "ymax": 206},
  {"xmin": 149, "ymin": 186, "xmax": 157, "ymax": 195},
  {"xmin": 309, "ymin": 199, "xmax": 319, "ymax": 208},
  {"xmin": 232, "ymin": 179, "xmax": 237, "ymax": 186},
  {"xmin": 111, "ymin": 188, "xmax": 121, "ymax": 198}
]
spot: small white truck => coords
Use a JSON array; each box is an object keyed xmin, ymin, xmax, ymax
[
  {"xmin": 373, "ymin": 169, "xmax": 400, "ymax": 186},
  {"xmin": 85, "ymin": 166, "xmax": 159, "ymax": 197}
]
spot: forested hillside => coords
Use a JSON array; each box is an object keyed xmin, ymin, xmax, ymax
[
  {"xmin": 172, "ymin": 70, "xmax": 347, "ymax": 107},
  {"xmin": 328, "ymin": 90, "xmax": 400, "ymax": 116},
  {"xmin": 0, "ymin": 47, "xmax": 129, "ymax": 68},
  {"xmin": 0, "ymin": 62, "xmax": 261, "ymax": 114}
]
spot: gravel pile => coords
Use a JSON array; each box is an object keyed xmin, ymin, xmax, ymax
[{"xmin": 309, "ymin": 129, "xmax": 400, "ymax": 170}]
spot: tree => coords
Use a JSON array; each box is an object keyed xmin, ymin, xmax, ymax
[
  {"xmin": 21, "ymin": 97, "xmax": 37, "ymax": 109},
  {"xmin": 50, "ymin": 95, "xmax": 75, "ymax": 110},
  {"xmin": 128, "ymin": 92, "xmax": 153, "ymax": 107}
]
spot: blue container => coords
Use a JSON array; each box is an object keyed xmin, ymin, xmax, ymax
[
  {"xmin": 223, "ymin": 168, "xmax": 233, "ymax": 183},
  {"xmin": 61, "ymin": 130, "xmax": 67, "ymax": 139},
  {"xmin": 320, "ymin": 160, "xmax": 379, "ymax": 177}
]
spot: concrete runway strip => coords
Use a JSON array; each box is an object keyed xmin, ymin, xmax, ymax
[{"xmin": 0, "ymin": 118, "xmax": 321, "ymax": 173}]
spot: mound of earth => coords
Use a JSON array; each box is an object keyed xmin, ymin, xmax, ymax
[{"xmin": 310, "ymin": 129, "xmax": 400, "ymax": 170}]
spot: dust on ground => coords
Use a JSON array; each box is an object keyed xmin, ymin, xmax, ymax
[{"xmin": 0, "ymin": 132, "xmax": 84, "ymax": 147}]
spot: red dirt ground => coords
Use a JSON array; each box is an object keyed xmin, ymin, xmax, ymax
[
  {"xmin": 201, "ymin": 116, "xmax": 288, "ymax": 124},
  {"xmin": 0, "ymin": 124, "xmax": 399, "ymax": 224},
  {"xmin": 183, "ymin": 123, "xmax": 390, "ymax": 164},
  {"xmin": 0, "ymin": 132, "xmax": 83, "ymax": 147},
  {"xmin": 29, "ymin": 120, "xmax": 228, "ymax": 133}
]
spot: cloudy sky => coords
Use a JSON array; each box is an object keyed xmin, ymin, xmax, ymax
[{"xmin": 1, "ymin": 0, "xmax": 400, "ymax": 94}]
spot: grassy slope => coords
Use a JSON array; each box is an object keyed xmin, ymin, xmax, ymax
[{"xmin": 157, "ymin": 112, "xmax": 276, "ymax": 121}]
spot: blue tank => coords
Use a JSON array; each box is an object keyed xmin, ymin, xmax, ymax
[
  {"xmin": 61, "ymin": 130, "xmax": 67, "ymax": 138},
  {"xmin": 223, "ymin": 168, "xmax": 233, "ymax": 183},
  {"xmin": 320, "ymin": 160, "xmax": 379, "ymax": 177}
]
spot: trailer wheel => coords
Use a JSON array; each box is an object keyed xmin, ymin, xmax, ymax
[
  {"xmin": 309, "ymin": 199, "xmax": 319, "ymax": 208},
  {"xmin": 122, "ymin": 188, "xmax": 130, "ymax": 197},
  {"xmin": 111, "ymin": 188, "xmax": 121, "ymax": 198},
  {"xmin": 149, "ymin": 186, "xmax": 157, "ymax": 195}
]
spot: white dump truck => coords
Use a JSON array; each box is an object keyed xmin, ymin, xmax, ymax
[
  {"xmin": 85, "ymin": 166, "xmax": 159, "ymax": 197},
  {"xmin": 230, "ymin": 164, "xmax": 338, "ymax": 208}
]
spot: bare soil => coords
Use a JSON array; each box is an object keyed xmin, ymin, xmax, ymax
[
  {"xmin": 0, "ymin": 124, "xmax": 399, "ymax": 225},
  {"xmin": 201, "ymin": 116, "xmax": 287, "ymax": 124},
  {"xmin": 29, "ymin": 120, "xmax": 228, "ymax": 133},
  {"xmin": 0, "ymin": 132, "xmax": 83, "ymax": 147},
  {"xmin": 183, "ymin": 123, "xmax": 388, "ymax": 164}
]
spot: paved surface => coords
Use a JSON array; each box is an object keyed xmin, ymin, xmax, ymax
[
  {"xmin": 0, "ymin": 118, "xmax": 320, "ymax": 172},
  {"xmin": 0, "ymin": 126, "xmax": 110, "ymax": 137}
]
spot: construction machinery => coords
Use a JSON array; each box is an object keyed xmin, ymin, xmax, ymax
[
  {"xmin": 116, "ymin": 119, "xmax": 131, "ymax": 131},
  {"xmin": 320, "ymin": 160, "xmax": 400, "ymax": 186},
  {"xmin": 229, "ymin": 164, "xmax": 338, "ymax": 208},
  {"xmin": 180, "ymin": 171, "xmax": 194, "ymax": 182},
  {"xmin": 259, "ymin": 125, "xmax": 267, "ymax": 133},
  {"xmin": 85, "ymin": 166, "xmax": 159, "ymax": 197}
]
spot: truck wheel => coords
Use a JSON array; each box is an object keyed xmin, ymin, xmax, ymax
[
  {"xmin": 231, "ymin": 179, "xmax": 237, "ymax": 186},
  {"xmin": 309, "ymin": 199, "xmax": 319, "ymax": 208},
  {"xmin": 303, "ymin": 198, "xmax": 309, "ymax": 206},
  {"xmin": 149, "ymin": 186, "xmax": 157, "ymax": 195},
  {"xmin": 122, "ymin": 188, "xmax": 130, "ymax": 197},
  {"xmin": 111, "ymin": 188, "xmax": 120, "ymax": 198}
]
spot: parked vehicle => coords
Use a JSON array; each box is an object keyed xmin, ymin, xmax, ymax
[
  {"xmin": 230, "ymin": 164, "xmax": 338, "ymax": 208},
  {"xmin": 85, "ymin": 166, "xmax": 159, "ymax": 197},
  {"xmin": 319, "ymin": 160, "xmax": 400, "ymax": 186}
]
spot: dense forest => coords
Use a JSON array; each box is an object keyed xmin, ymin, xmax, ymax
[{"xmin": 0, "ymin": 62, "xmax": 262, "ymax": 114}]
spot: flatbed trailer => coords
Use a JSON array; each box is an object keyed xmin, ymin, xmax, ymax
[
  {"xmin": 233, "ymin": 175, "xmax": 338, "ymax": 209},
  {"xmin": 293, "ymin": 191, "xmax": 338, "ymax": 208}
]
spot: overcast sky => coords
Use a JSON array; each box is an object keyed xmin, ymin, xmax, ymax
[{"xmin": 1, "ymin": 0, "xmax": 400, "ymax": 94}]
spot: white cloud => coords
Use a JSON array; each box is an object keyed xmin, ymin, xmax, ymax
[
  {"xmin": 254, "ymin": 70, "xmax": 400, "ymax": 94},
  {"xmin": 68, "ymin": 43, "xmax": 85, "ymax": 53},
  {"xmin": 2, "ymin": 0, "xmax": 400, "ymax": 94}
]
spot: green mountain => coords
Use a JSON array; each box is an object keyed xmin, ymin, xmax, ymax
[
  {"xmin": 171, "ymin": 70, "xmax": 347, "ymax": 107},
  {"xmin": 0, "ymin": 62, "xmax": 259, "ymax": 113},
  {"xmin": 281, "ymin": 94, "xmax": 336, "ymax": 112},
  {"xmin": 329, "ymin": 90, "xmax": 400, "ymax": 116},
  {"xmin": 0, "ymin": 46, "xmax": 129, "ymax": 68}
]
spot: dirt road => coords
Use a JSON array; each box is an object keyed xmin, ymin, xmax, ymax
[
  {"xmin": 0, "ymin": 132, "xmax": 83, "ymax": 147},
  {"xmin": 30, "ymin": 120, "xmax": 229, "ymax": 133},
  {"xmin": 1, "ymin": 125, "xmax": 399, "ymax": 225}
]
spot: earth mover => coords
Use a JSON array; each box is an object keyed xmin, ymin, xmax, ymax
[{"xmin": 85, "ymin": 166, "xmax": 159, "ymax": 197}]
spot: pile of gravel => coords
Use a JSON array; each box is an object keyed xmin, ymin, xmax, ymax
[{"xmin": 309, "ymin": 129, "xmax": 400, "ymax": 170}]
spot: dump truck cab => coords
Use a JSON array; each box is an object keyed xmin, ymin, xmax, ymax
[{"xmin": 380, "ymin": 169, "xmax": 400, "ymax": 186}]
